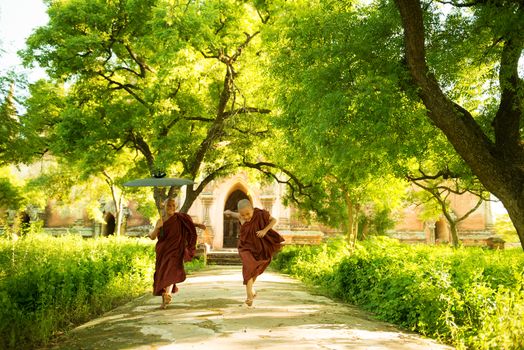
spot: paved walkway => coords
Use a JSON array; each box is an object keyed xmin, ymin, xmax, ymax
[{"xmin": 46, "ymin": 266, "xmax": 452, "ymax": 350}]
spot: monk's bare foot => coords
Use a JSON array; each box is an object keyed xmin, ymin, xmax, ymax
[
  {"xmin": 244, "ymin": 289, "xmax": 255, "ymax": 306},
  {"xmin": 161, "ymin": 292, "xmax": 172, "ymax": 309}
]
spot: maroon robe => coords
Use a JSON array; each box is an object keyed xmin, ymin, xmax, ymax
[
  {"xmin": 153, "ymin": 213, "xmax": 197, "ymax": 296},
  {"xmin": 238, "ymin": 208, "xmax": 285, "ymax": 285}
]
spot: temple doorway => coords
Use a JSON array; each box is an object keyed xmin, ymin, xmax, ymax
[
  {"xmin": 223, "ymin": 189, "xmax": 250, "ymax": 248},
  {"xmin": 435, "ymin": 219, "xmax": 449, "ymax": 243},
  {"xmin": 103, "ymin": 212, "xmax": 116, "ymax": 236}
]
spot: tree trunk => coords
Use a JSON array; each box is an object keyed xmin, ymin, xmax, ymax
[
  {"xmin": 448, "ymin": 221, "xmax": 459, "ymax": 248},
  {"xmin": 506, "ymin": 203, "xmax": 524, "ymax": 249},
  {"xmin": 344, "ymin": 193, "xmax": 360, "ymax": 248},
  {"xmin": 345, "ymin": 193, "xmax": 355, "ymax": 245},
  {"xmin": 361, "ymin": 217, "xmax": 369, "ymax": 240},
  {"xmin": 180, "ymin": 186, "xmax": 198, "ymax": 214},
  {"xmin": 109, "ymin": 186, "xmax": 123, "ymax": 236},
  {"xmin": 352, "ymin": 205, "xmax": 360, "ymax": 248},
  {"xmin": 115, "ymin": 195, "xmax": 124, "ymax": 236},
  {"xmin": 442, "ymin": 209, "xmax": 460, "ymax": 248},
  {"xmin": 394, "ymin": 0, "xmax": 524, "ymax": 250},
  {"xmin": 352, "ymin": 219, "xmax": 359, "ymax": 248},
  {"xmin": 152, "ymin": 187, "xmax": 168, "ymax": 219}
]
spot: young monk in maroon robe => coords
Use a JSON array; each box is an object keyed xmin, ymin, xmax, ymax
[
  {"xmin": 224, "ymin": 199, "xmax": 285, "ymax": 306},
  {"xmin": 149, "ymin": 198, "xmax": 205, "ymax": 309}
]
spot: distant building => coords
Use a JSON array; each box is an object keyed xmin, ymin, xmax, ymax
[
  {"xmin": 5, "ymin": 170, "xmax": 498, "ymax": 248},
  {"xmin": 391, "ymin": 191, "xmax": 498, "ymax": 247},
  {"xmin": 181, "ymin": 172, "xmax": 325, "ymax": 249}
]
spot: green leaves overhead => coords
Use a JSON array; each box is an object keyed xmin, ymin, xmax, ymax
[
  {"xmin": 21, "ymin": 0, "xmax": 274, "ymax": 211},
  {"xmin": 5, "ymin": 0, "xmax": 520, "ymax": 241},
  {"xmin": 259, "ymin": 0, "xmax": 431, "ymax": 232}
]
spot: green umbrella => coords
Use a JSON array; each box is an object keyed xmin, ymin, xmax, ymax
[
  {"xmin": 123, "ymin": 174, "xmax": 196, "ymax": 237},
  {"xmin": 123, "ymin": 177, "xmax": 195, "ymax": 187}
]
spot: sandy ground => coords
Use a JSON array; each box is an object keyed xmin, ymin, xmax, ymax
[{"xmin": 45, "ymin": 266, "xmax": 453, "ymax": 350}]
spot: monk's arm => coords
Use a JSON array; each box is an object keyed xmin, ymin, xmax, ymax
[
  {"xmin": 224, "ymin": 210, "xmax": 241, "ymax": 220},
  {"xmin": 256, "ymin": 216, "xmax": 278, "ymax": 238},
  {"xmin": 148, "ymin": 219, "xmax": 162, "ymax": 240},
  {"xmin": 194, "ymin": 222, "xmax": 207, "ymax": 230}
]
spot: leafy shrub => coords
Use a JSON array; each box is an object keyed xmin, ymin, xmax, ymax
[
  {"xmin": 0, "ymin": 233, "xmax": 205, "ymax": 350},
  {"xmin": 272, "ymin": 237, "xmax": 524, "ymax": 349}
]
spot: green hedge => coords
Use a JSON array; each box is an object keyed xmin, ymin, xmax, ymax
[
  {"xmin": 0, "ymin": 234, "xmax": 205, "ymax": 350},
  {"xmin": 272, "ymin": 237, "xmax": 524, "ymax": 349}
]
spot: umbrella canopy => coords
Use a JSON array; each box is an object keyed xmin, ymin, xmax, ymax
[
  {"xmin": 123, "ymin": 177, "xmax": 195, "ymax": 188},
  {"xmin": 123, "ymin": 177, "xmax": 196, "ymax": 236}
]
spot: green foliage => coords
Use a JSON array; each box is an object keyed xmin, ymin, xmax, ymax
[
  {"xmin": 255, "ymin": 0, "xmax": 432, "ymax": 233},
  {"xmin": 0, "ymin": 233, "xmax": 205, "ymax": 349},
  {"xmin": 358, "ymin": 207, "xmax": 397, "ymax": 237},
  {"xmin": 256, "ymin": 0, "xmax": 513, "ymax": 243},
  {"xmin": 0, "ymin": 87, "xmax": 21, "ymax": 165},
  {"xmin": 20, "ymin": 0, "xmax": 274, "ymax": 210},
  {"xmin": 273, "ymin": 237, "xmax": 524, "ymax": 349},
  {"xmin": 0, "ymin": 177, "xmax": 23, "ymax": 211},
  {"xmin": 495, "ymin": 214, "xmax": 520, "ymax": 243}
]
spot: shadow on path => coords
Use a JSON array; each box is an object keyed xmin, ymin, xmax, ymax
[{"xmin": 43, "ymin": 266, "xmax": 452, "ymax": 350}]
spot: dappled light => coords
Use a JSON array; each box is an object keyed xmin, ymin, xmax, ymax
[
  {"xmin": 44, "ymin": 267, "xmax": 450, "ymax": 350},
  {"xmin": 1, "ymin": 0, "xmax": 523, "ymax": 348}
]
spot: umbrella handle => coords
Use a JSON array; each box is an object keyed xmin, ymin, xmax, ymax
[{"xmin": 157, "ymin": 202, "xmax": 164, "ymax": 238}]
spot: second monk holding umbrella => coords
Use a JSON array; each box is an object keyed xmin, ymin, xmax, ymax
[{"xmin": 149, "ymin": 197, "xmax": 206, "ymax": 309}]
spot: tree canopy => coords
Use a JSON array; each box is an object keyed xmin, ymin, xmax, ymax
[
  {"xmin": 21, "ymin": 0, "xmax": 274, "ymax": 211},
  {"xmin": 0, "ymin": 0, "xmax": 522, "ymax": 247}
]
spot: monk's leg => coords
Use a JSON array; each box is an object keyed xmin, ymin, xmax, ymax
[
  {"xmin": 165, "ymin": 284, "xmax": 174, "ymax": 294},
  {"xmin": 245, "ymin": 278, "xmax": 255, "ymax": 306},
  {"xmin": 161, "ymin": 284, "xmax": 174, "ymax": 309}
]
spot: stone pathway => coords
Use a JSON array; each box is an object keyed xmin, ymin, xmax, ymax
[{"xmin": 45, "ymin": 266, "xmax": 453, "ymax": 350}]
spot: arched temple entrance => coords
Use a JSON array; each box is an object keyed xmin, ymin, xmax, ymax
[
  {"xmin": 103, "ymin": 212, "xmax": 116, "ymax": 236},
  {"xmin": 434, "ymin": 219, "xmax": 449, "ymax": 243},
  {"xmin": 223, "ymin": 189, "xmax": 250, "ymax": 248}
]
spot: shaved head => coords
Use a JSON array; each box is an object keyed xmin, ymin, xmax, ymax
[
  {"xmin": 237, "ymin": 199, "xmax": 253, "ymax": 210},
  {"xmin": 164, "ymin": 197, "xmax": 177, "ymax": 205},
  {"xmin": 238, "ymin": 199, "xmax": 254, "ymax": 222},
  {"xmin": 163, "ymin": 197, "xmax": 177, "ymax": 216}
]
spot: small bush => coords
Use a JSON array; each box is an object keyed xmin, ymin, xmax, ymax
[
  {"xmin": 0, "ymin": 233, "xmax": 205, "ymax": 350},
  {"xmin": 272, "ymin": 237, "xmax": 524, "ymax": 349}
]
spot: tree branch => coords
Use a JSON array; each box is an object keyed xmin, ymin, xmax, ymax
[
  {"xmin": 433, "ymin": 0, "xmax": 482, "ymax": 7},
  {"xmin": 97, "ymin": 72, "xmax": 148, "ymax": 107},
  {"xmin": 113, "ymin": 66, "xmax": 142, "ymax": 78},
  {"xmin": 107, "ymin": 138, "xmax": 129, "ymax": 151},
  {"xmin": 242, "ymin": 161, "xmax": 313, "ymax": 204},
  {"xmin": 223, "ymin": 107, "xmax": 271, "ymax": 117},
  {"xmin": 124, "ymin": 44, "xmax": 154, "ymax": 78},
  {"xmin": 231, "ymin": 32, "xmax": 260, "ymax": 63},
  {"xmin": 186, "ymin": 116, "xmax": 215, "ymax": 122},
  {"xmin": 456, "ymin": 197, "xmax": 484, "ymax": 223},
  {"xmin": 188, "ymin": 31, "xmax": 260, "ymax": 178},
  {"xmin": 179, "ymin": 164, "xmax": 232, "ymax": 213},
  {"xmin": 199, "ymin": 50, "xmax": 219, "ymax": 59},
  {"xmin": 130, "ymin": 132, "xmax": 155, "ymax": 172},
  {"xmin": 230, "ymin": 126, "xmax": 269, "ymax": 136},
  {"xmin": 409, "ymin": 167, "xmax": 459, "ymax": 181},
  {"xmin": 394, "ymin": 0, "xmax": 521, "ymax": 198},
  {"xmin": 256, "ymin": 8, "xmax": 270, "ymax": 24}
]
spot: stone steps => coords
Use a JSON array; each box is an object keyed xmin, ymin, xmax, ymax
[{"xmin": 206, "ymin": 250, "xmax": 241, "ymax": 265}]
